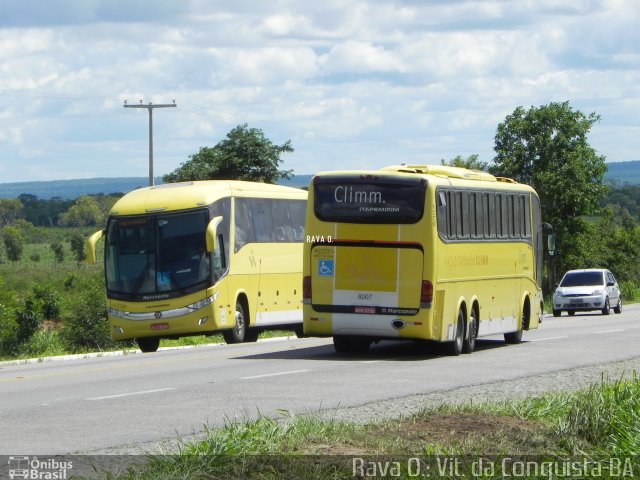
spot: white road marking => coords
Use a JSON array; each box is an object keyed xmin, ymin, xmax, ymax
[
  {"xmin": 528, "ymin": 336, "xmax": 568, "ymax": 342},
  {"xmin": 593, "ymin": 329, "xmax": 625, "ymax": 334},
  {"xmin": 87, "ymin": 387, "xmax": 175, "ymax": 401},
  {"xmin": 242, "ymin": 369, "xmax": 310, "ymax": 380}
]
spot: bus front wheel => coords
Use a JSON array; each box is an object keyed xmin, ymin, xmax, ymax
[
  {"xmin": 223, "ymin": 301, "xmax": 248, "ymax": 344},
  {"xmin": 137, "ymin": 337, "xmax": 160, "ymax": 353}
]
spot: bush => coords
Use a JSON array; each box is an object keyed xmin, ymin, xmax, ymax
[
  {"xmin": 60, "ymin": 279, "xmax": 120, "ymax": 351},
  {"xmin": 620, "ymin": 281, "xmax": 640, "ymax": 303},
  {"xmin": 32, "ymin": 284, "xmax": 61, "ymax": 320},
  {"xmin": 0, "ymin": 304, "xmax": 18, "ymax": 357},
  {"xmin": 15, "ymin": 297, "xmax": 42, "ymax": 344},
  {"xmin": 21, "ymin": 330, "xmax": 66, "ymax": 358}
]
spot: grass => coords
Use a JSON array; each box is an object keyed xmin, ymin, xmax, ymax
[{"xmin": 106, "ymin": 374, "xmax": 640, "ymax": 479}]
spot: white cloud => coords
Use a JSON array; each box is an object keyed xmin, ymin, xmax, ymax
[{"xmin": 0, "ymin": 0, "xmax": 639, "ymax": 182}]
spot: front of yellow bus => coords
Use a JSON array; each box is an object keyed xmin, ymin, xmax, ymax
[{"xmin": 87, "ymin": 182, "xmax": 233, "ymax": 352}]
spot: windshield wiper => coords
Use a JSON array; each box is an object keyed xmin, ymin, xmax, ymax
[{"xmin": 131, "ymin": 262, "xmax": 151, "ymax": 296}]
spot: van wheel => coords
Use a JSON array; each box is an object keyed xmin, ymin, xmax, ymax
[
  {"xmin": 614, "ymin": 298, "xmax": 622, "ymax": 314},
  {"xmin": 462, "ymin": 307, "xmax": 477, "ymax": 354},
  {"xmin": 602, "ymin": 298, "xmax": 610, "ymax": 315},
  {"xmin": 137, "ymin": 337, "xmax": 160, "ymax": 353},
  {"xmin": 223, "ymin": 301, "xmax": 248, "ymax": 344},
  {"xmin": 446, "ymin": 310, "xmax": 464, "ymax": 356},
  {"xmin": 568, "ymin": 310, "xmax": 575, "ymax": 316}
]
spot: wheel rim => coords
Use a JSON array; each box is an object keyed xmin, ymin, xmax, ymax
[
  {"xmin": 468, "ymin": 310, "xmax": 477, "ymax": 344},
  {"xmin": 235, "ymin": 305, "xmax": 245, "ymax": 337}
]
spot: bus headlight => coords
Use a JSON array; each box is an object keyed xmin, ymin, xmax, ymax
[
  {"xmin": 108, "ymin": 308, "xmax": 129, "ymax": 318},
  {"xmin": 188, "ymin": 292, "xmax": 219, "ymax": 311}
]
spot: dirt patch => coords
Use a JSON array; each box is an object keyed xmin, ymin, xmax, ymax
[
  {"xmin": 303, "ymin": 413, "xmax": 553, "ymax": 456},
  {"xmin": 392, "ymin": 413, "xmax": 542, "ymax": 446},
  {"xmin": 42, "ymin": 319, "xmax": 62, "ymax": 331}
]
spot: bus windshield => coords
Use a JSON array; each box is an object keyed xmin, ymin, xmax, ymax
[
  {"xmin": 105, "ymin": 210, "xmax": 211, "ymax": 298},
  {"xmin": 313, "ymin": 175, "xmax": 427, "ymax": 224}
]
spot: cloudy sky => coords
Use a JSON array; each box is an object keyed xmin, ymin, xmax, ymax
[{"xmin": 0, "ymin": 0, "xmax": 638, "ymax": 183}]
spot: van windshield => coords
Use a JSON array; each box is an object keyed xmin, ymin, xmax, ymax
[{"xmin": 560, "ymin": 271, "xmax": 604, "ymax": 287}]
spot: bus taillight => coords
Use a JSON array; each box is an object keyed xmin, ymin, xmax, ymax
[
  {"xmin": 303, "ymin": 275, "xmax": 311, "ymax": 304},
  {"xmin": 421, "ymin": 280, "xmax": 433, "ymax": 307}
]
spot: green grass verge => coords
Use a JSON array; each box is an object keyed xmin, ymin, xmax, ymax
[{"xmin": 109, "ymin": 374, "xmax": 640, "ymax": 479}]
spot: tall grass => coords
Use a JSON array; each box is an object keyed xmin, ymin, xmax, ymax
[{"xmin": 115, "ymin": 375, "xmax": 640, "ymax": 479}]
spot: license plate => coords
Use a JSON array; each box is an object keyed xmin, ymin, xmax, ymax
[
  {"xmin": 570, "ymin": 299, "xmax": 582, "ymax": 304},
  {"xmin": 151, "ymin": 323, "xmax": 169, "ymax": 331}
]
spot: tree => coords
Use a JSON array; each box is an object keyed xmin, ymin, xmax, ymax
[
  {"xmin": 50, "ymin": 241, "xmax": 65, "ymax": 263},
  {"xmin": 163, "ymin": 123, "xmax": 294, "ymax": 183},
  {"xmin": 441, "ymin": 154, "xmax": 488, "ymax": 171},
  {"xmin": 2, "ymin": 226, "xmax": 24, "ymax": 263},
  {"xmin": 0, "ymin": 199, "xmax": 23, "ymax": 227},
  {"xmin": 491, "ymin": 101, "xmax": 608, "ymax": 269},
  {"xmin": 58, "ymin": 196, "xmax": 104, "ymax": 227},
  {"xmin": 69, "ymin": 231, "xmax": 86, "ymax": 266}
]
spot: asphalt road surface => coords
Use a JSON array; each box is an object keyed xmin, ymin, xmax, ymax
[{"xmin": 1, "ymin": 304, "xmax": 639, "ymax": 455}]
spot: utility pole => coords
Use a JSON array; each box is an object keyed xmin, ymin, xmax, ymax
[{"xmin": 123, "ymin": 100, "xmax": 177, "ymax": 186}]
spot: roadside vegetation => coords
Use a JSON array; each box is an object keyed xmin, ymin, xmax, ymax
[
  {"xmin": 107, "ymin": 374, "xmax": 640, "ymax": 479},
  {"xmin": 1, "ymin": 112, "xmax": 640, "ymax": 360}
]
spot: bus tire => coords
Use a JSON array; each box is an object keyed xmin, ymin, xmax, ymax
[
  {"xmin": 446, "ymin": 310, "xmax": 464, "ymax": 356},
  {"xmin": 223, "ymin": 301, "xmax": 248, "ymax": 344},
  {"xmin": 244, "ymin": 328, "xmax": 260, "ymax": 342},
  {"xmin": 333, "ymin": 335, "xmax": 370, "ymax": 354},
  {"xmin": 137, "ymin": 337, "xmax": 160, "ymax": 353},
  {"xmin": 293, "ymin": 324, "xmax": 306, "ymax": 338},
  {"xmin": 462, "ymin": 306, "xmax": 478, "ymax": 354}
]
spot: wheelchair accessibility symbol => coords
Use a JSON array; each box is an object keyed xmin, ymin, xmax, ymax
[{"xmin": 318, "ymin": 260, "xmax": 334, "ymax": 276}]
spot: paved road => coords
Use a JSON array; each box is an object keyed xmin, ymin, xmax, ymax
[{"xmin": 1, "ymin": 304, "xmax": 639, "ymax": 454}]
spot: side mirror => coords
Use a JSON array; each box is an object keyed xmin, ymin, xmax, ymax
[
  {"xmin": 86, "ymin": 230, "xmax": 105, "ymax": 265},
  {"xmin": 547, "ymin": 234, "xmax": 556, "ymax": 256},
  {"xmin": 206, "ymin": 216, "xmax": 223, "ymax": 253}
]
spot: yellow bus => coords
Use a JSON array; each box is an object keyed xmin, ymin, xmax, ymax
[
  {"xmin": 303, "ymin": 165, "xmax": 551, "ymax": 355},
  {"xmin": 87, "ymin": 180, "xmax": 307, "ymax": 352}
]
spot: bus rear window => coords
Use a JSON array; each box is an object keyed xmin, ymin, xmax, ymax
[{"xmin": 313, "ymin": 175, "xmax": 426, "ymax": 224}]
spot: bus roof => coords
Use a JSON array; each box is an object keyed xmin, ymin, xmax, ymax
[
  {"xmin": 312, "ymin": 164, "xmax": 530, "ymax": 189},
  {"xmin": 110, "ymin": 180, "xmax": 307, "ymax": 216}
]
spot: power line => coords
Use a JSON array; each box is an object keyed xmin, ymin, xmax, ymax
[{"xmin": 123, "ymin": 100, "xmax": 177, "ymax": 186}]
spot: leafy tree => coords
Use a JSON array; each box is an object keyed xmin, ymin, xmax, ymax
[
  {"xmin": 441, "ymin": 154, "xmax": 488, "ymax": 171},
  {"xmin": 2, "ymin": 226, "xmax": 24, "ymax": 262},
  {"xmin": 58, "ymin": 196, "xmax": 104, "ymax": 227},
  {"xmin": 50, "ymin": 241, "xmax": 65, "ymax": 263},
  {"xmin": 491, "ymin": 101, "xmax": 608, "ymax": 269},
  {"xmin": 163, "ymin": 123, "xmax": 294, "ymax": 183},
  {"xmin": 0, "ymin": 199, "xmax": 23, "ymax": 227},
  {"xmin": 69, "ymin": 231, "xmax": 86, "ymax": 266}
]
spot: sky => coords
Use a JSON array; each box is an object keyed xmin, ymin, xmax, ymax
[{"xmin": 0, "ymin": 0, "xmax": 639, "ymax": 183}]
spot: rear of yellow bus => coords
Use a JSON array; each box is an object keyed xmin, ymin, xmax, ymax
[{"xmin": 302, "ymin": 172, "xmax": 434, "ymax": 353}]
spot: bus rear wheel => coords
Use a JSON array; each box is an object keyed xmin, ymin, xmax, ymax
[
  {"xmin": 223, "ymin": 301, "xmax": 248, "ymax": 344},
  {"xmin": 333, "ymin": 335, "xmax": 370, "ymax": 354},
  {"xmin": 462, "ymin": 307, "xmax": 478, "ymax": 354},
  {"xmin": 137, "ymin": 337, "xmax": 160, "ymax": 353},
  {"xmin": 446, "ymin": 311, "xmax": 464, "ymax": 356}
]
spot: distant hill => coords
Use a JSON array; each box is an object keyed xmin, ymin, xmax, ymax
[
  {"xmin": 604, "ymin": 160, "xmax": 640, "ymax": 185},
  {"xmin": 0, "ymin": 162, "xmax": 636, "ymax": 200}
]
